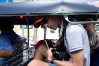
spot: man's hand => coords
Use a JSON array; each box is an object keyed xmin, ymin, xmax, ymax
[
  {"xmin": 47, "ymin": 50, "xmax": 84, "ymax": 66},
  {"xmin": 47, "ymin": 48, "xmax": 53, "ymax": 62}
]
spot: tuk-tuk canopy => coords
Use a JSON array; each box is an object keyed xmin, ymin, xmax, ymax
[{"xmin": 0, "ymin": 0, "xmax": 99, "ymax": 15}]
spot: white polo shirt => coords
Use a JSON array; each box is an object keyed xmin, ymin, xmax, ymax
[{"xmin": 61, "ymin": 22, "xmax": 90, "ymax": 66}]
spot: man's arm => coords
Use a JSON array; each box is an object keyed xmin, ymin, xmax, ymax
[
  {"xmin": 0, "ymin": 49, "xmax": 13, "ymax": 58},
  {"xmin": 48, "ymin": 48, "xmax": 84, "ymax": 66}
]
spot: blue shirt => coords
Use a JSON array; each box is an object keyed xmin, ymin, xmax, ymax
[{"xmin": 0, "ymin": 30, "xmax": 20, "ymax": 66}]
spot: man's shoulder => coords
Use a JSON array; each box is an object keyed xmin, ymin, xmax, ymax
[
  {"xmin": 67, "ymin": 24, "xmax": 84, "ymax": 31},
  {"xmin": 67, "ymin": 24, "xmax": 83, "ymax": 28},
  {"xmin": 66, "ymin": 24, "xmax": 86, "ymax": 36}
]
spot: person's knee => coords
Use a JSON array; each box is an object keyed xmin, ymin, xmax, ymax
[
  {"xmin": 27, "ymin": 60, "xmax": 48, "ymax": 66},
  {"xmin": 27, "ymin": 60, "xmax": 37, "ymax": 66},
  {"xmin": 36, "ymin": 43, "xmax": 48, "ymax": 55},
  {"xmin": 33, "ymin": 43, "xmax": 48, "ymax": 60}
]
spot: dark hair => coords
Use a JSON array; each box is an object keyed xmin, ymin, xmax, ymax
[
  {"xmin": 79, "ymin": 15, "xmax": 98, "ymax": 21},
  {"xmin": 41, "ymin": 15, "xmax": 64, "ymax": 25},
  {"xmin": 46, "ymin": 15, "xmax": 63, "ymax": 20},
  {"xmin": 0, "ymin": 17, "xmax": 14, "ymax": 30},
  {"xmin": 68, "ymin": 15, "xmax": 98, "ymax": 21}
]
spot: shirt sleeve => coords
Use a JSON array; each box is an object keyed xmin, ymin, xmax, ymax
[
  {"xmin": 0, "ymin": 37, "xmax": 14, "ymax": 52},
  {"xmin": 66, "ymin": 25, "xmax": 83, "ymax": 53}
]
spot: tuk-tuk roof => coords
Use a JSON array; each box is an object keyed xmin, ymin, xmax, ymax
[{"xmin": 0, "ymin": 0, "xmax": 99, "ymax": 15}]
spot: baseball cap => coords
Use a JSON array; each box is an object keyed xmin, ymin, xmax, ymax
[
  {"xmin": 34, "ymin": 15, "xmax": 51, "ymax": 28},
  {"xmin": 34, "ymin": 17, "xmax": 44, "ymax": 28}
]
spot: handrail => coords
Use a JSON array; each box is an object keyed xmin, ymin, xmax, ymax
[{"xmin": 10, "ymin": 57, "xmax": 23, "ymax": 66}]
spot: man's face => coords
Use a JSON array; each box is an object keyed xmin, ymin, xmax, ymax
[
  {"xmin": 84, "ymin": 24, "xmax": 95, "ymax": 31},
  {"xmin": 43, "ymin": 17, "xmax": 59, "ymax": 30},
  {"xmin": 83, "ymin": 18, "xmax": 95, "ymax": 32}
]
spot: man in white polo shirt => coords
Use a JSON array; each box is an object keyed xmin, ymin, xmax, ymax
[{"xmin": 28, "ymin": 15, "xmax": 90, "ymax": 66}]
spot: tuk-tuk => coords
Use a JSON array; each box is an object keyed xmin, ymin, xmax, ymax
[{"xmin": 0, "ymin": 0, "xmax": 99, "ymax": 66}]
